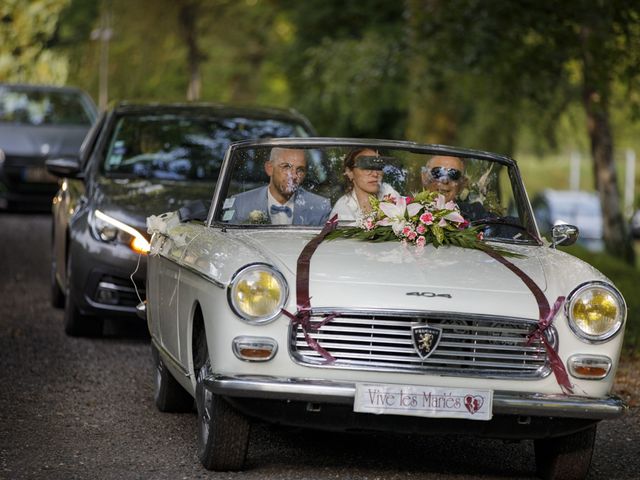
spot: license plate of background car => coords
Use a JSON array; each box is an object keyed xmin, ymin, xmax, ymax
[
  {"xmin": 354, "ymin": 383, "xmax": 493, "ymax": 421},
  {"xmin": 23, "ymin": 167, "xmax": 56, "ymax": 183}
]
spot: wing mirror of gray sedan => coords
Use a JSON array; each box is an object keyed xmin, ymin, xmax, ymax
[
  {"xmin": 551, "ymin": 223, "xmax": 579, "ymax": 248},
  {"xmin": 45, "ymin": 156, "xmax": 82, "ymax": 178}
]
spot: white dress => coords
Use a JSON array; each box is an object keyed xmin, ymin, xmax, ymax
[{"xmin": 330, "ymin": 183, "xmax": 399, "ymax": 226}]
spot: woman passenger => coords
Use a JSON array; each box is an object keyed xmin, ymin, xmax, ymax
[{"xmin": 330, "ymin": 148, "xmax": 399, "ymax": 225}]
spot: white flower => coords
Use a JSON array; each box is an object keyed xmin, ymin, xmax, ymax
[
  {"xmin": 248, "ymin": 210, "xmax": 269, "ymax": 224},
  {"xmin": 377, "ymin": 196, "xmax": 421, "ymax": 235},
  {"xmin": 434, "ymin": 193, "xmax": 465, "ymax": 224}
]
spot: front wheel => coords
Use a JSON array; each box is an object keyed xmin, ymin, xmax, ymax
[
  {"xmin": 64, "ymin": 255, "xmax": 103, "ymax": 337},
  {"xmin": 50, "ymin": 254, "xmax": 65, "ymax": 309},
  {"xmin": 196, "ymin": 361, "xmax": 250, "ymax": 471},
  {"xmin": 534, "ymin": 425, "xmax": 597, "ymax": 480}
]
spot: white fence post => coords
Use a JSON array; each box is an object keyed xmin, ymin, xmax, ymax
[
  {"xmin": 625, "ymin": 149, "xmax": 636, "ymax": 218},
  {"xmin": 570, "ymin": 150, "xmax": 581, "ymax": 191}
]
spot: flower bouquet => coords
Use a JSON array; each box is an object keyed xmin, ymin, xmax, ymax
[{"xmin": 327, "ymin": 190, "xmax": 519, "ymax": 256}]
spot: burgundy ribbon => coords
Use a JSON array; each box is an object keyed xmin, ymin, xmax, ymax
[
  {"xmin": 282, "ymin": 215, "xmax": 573, "ymax": 393},
  {"xmin": 281, "ymin": 215, "xmax": 339, "ymax": 363},
  {"xmin": 484, "ymin": 250, "xmax": 574, "ymax": 394}
]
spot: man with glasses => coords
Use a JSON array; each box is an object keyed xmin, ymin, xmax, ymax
[
  {"xmin": 228, "ymin": 147, "xmax": 331, "ymax": 225},
  {"xmin": 422, "ymin": 155, "xmax": 488, "ymax": 221}
]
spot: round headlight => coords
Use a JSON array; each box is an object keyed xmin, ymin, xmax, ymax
[
  {"xmin": 566, "ymin": 282, "xmax": 626, "ymax": 343},
  {"xmin": 228, "ymin": 264, "xmax": 288, "ymax": 324}
]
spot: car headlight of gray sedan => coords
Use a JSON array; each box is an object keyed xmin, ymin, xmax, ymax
[{"xmin": 90, "ymin": 209, "xmax": 150, "ymax": 254}]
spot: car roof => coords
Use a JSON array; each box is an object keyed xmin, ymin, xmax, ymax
[
  {"xmin": 0, "ymin": 82, "xmax": 90, "ymax": 94},
  {"xmin": 109, "ymin": 101, "xmax": 314, "ymax": 129}
]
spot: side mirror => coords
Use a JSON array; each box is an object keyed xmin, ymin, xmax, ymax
[
  {"xmin": 551, "ymin": 223, "xmax": 579, "ymax": 248},
  {"xmin": 45, "ymin": 156, "xmax": 82, "ymax": 178},
  {"xmin": 178, "ymin": 200, "xmax": 209, "ymax": 222}
]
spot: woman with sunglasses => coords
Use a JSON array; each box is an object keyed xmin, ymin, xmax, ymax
[{"xmin": 331, "ymin": 148, "xmax": 399, "ymax": 225}]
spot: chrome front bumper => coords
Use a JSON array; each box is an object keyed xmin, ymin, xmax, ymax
[{"xmin": 206, "ymin": 375, "xmax": 627, "ymax": 420}]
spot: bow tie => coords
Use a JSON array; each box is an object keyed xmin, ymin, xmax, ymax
[{"xmin": 270, "ymin": 204, "xmax": 293, "ymax": 217}]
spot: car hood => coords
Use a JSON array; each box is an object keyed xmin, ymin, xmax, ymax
[
  {"xmin": 0, "ymin": 123, "xmax": 89, "ymax": 157},
  {"xmin": 236, "ymin": 231, "xmax": 548, "ymax": 319},
  {"xmin": 93, "ymin": 176, "xmax": 213, "ymax": 230}
]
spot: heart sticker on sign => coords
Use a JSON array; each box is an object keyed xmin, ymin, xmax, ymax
[{"xmin": 464, "ymin": 395, "xmax": 484, "ymax": 414}]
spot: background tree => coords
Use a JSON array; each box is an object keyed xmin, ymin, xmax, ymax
[
  {"xmin": 0, "ymin": 0, "xmax": 71, "ymax": 84},
  {"xmin": 276, "ymin": 0, "xmax": 407, "ymax": 137},
  {"xmin": 410, "ymin": 0, "xmax": 640, "ymax": 262}
]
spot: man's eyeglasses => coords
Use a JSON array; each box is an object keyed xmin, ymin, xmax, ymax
[
  {"xmin": 276, "ymin": 163, "xmax": 306, "ymax": 176},
  {"xmin": 426, "ymin": 166, "xmax": 462, "ymax": 182}
]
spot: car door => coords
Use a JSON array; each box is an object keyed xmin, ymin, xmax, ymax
[
  {"xmin": 156, "ymin": 236, "xmax": 183, "ymax": 360},
  {"xmin": 53, "ymin": 113, "xmax": 106, "ymax": 290}
]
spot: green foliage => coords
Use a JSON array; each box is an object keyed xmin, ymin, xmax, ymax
[
  {"xmin": 563, "ymin": 244, "xmax": 640, "ymax": 354},
  {"xmin": 296, "ymin": 32, "xmax": 407, "ymax": 137},
  {"xmin": 276, "ymin": 0, "xmax": 407, "ymax": 137},
  {"xmin": 0, "ymin": 0, "xmax": 71, "ymax": 83}
]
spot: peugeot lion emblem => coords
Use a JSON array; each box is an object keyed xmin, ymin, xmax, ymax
[{"xmin": 411, "ymin": 324, "xmax": 442, "ymax": 359}]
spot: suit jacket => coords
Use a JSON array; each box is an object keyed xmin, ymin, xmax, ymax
[{"xmin": 228, "ymin": 186, "xmax": 331, "ymax": 226}]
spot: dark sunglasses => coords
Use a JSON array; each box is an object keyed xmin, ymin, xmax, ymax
[{"xmin": 428, "ymin": 166, "xmax": 462, "ymax": 181}]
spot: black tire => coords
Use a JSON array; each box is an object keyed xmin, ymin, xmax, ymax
[
  {"xmin": 50, "ymin": 255, "xmax": 65, "ymax": 309},
  {"xmin": 64, "ymin": 255, "xmax": 103, "ymax": 337},
  {"xmin": 151, "ymin": 345, "xmax": 193, "ymax": 412},
  {"xmin": 534, "ymin": 425, "xmax": 597, "ymax": 480},
  {"xmin": 195, "ymin": 360, "xmax": 250, "ymax": 471}
]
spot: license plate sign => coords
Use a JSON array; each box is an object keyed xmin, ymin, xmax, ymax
[{"xmin": 354, "ymin": 383, "xmax": 493, "ymax": 421}]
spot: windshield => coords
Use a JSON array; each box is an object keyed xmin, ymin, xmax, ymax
[
  {"xmin": 0, "ymin": 86, "xmax": 94, "ymax": 126},
  {"xmin": 101, "ymin": 114, "xmax": 310, "ymax": 182},
  {"xmin": 213, "ymin": 141, "xmax": 539, "ymax": 244}
]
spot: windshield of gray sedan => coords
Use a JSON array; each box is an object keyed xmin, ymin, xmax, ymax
[
  {"xmin": 101, "ymin": 115, "xmax": 309, "ymax": 181},
  {"xmin": 0, "ymin": 86, "xmax": 94, "ymax": 125},
  {"xmin": 216, "ymin": 143, "xmax": 538, "ymax": 243}
]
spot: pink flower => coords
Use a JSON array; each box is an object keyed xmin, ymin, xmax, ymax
[
  {"xmin": 420, "ymin": 212, "xmax": 434, "ymax": 224},
  {"xmin": 405, "ymin": 196, "xmax": 413, "ymax": 204},
  {"xmin": 402, "ymin": 226, "xmax": 412, "ymax": 236},
  {"xmin": 364, "ymin": 218, "xmax": 375, "ymax": 230},
  {"xmin": 416, "ymin": 236, "xmax": 426, "ymax": 247},
  {"xmin": 407, "ymin": 230, "xmax": 417, "ymax": 241},
  {"xmin": 416, "ymin": 224, "xmax": 426, "ymax": 234},
  {"xmin": 459, "ymin": 219, "xmax": 469, "ymax": 228}
]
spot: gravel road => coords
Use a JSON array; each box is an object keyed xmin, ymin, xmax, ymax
[{"xmin": 0, "ymin": 212, "xmax": 638, "ymax": 480}]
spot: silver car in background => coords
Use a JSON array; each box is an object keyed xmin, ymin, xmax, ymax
[
  {"xmin": 532, "ymin": 189, "xmax": 604, "ymax": 251},
  {"xmin": 0, "ymin": 83, "xmax": 97, "ymax": 210}
]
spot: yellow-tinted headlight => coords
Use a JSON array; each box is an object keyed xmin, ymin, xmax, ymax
[
  {"xmin": 566, "ymin": 282, "xmax": 625, "ymax": 342},
  {"xmin": 229, "ymin": 265, "xmax": 288, "ymax": 323}
]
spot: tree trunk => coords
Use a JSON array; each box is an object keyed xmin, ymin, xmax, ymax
[
  {"xmin": 581, "ymin": 53, "xmax": 635, "ymax": 262},
  {"xmin": 583, "ymin": 93, "xmax": 633, "ymax": 261},
  {"xmin": 179, "ymin": 1, "xmax": 205, "ymax": 101}
]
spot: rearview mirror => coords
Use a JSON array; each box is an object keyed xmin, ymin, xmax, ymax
[
  {"xmin": 45, "ymin": 156, "xmax": 82, "ymax": 178},
  {"xmin": 551, "ymin": 223, "xmax": 579, "ymax": 248}
]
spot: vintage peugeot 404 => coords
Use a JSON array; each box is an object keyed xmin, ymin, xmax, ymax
[{"xmin": 144, "ymin": 138, "xmax": 627, "ymax": 479}]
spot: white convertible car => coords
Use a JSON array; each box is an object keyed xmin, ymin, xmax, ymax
[{"xmin": 144, "ymin": 138, "xmax": 626, "ymax": 479}]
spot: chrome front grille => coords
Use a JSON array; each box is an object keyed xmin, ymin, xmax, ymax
[{"xmin": 289, "ymin": 310, "xmax": 553, "ymax": 378}]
